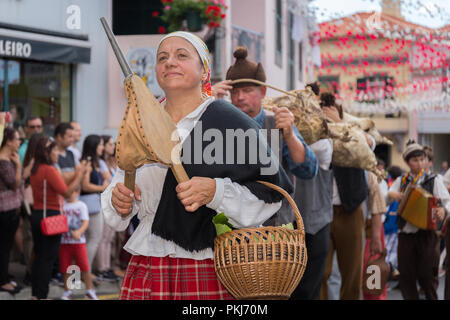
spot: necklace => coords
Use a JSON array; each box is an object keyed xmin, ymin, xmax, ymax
[{"xmin": 401, "ymin": 169, "xmax": 424, "ymax": 192}]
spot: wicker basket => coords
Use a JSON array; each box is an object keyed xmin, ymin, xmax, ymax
[{"xmin": 214, "ymin": 180, "xmax": 307, "ymax": 300}]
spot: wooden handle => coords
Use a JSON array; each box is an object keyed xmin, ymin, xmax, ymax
[
  {"xmin": 256, "ymin": 180, "xmax": 305, "ymax": 234},
  {"xmin": 171, "ymin": 163, "xmax": 189, "ymax": 183},
  {"xmin": 124, "ymin": 170, "xmax": 136, "ymax": 192},
  {"xmin": 229, "ymin": 79, "xmax": 297, "ymax": 97}
]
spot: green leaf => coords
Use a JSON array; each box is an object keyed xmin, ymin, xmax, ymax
[
  {"xmin": 215, "ymin": 223, "xmax": 232, "ymax": 236},
  {"xmin": 281, "ymin": 223, "xmax": 294, "ymax": 230},
  {"xmin": 213, "ymin": 213, "xmax": 233, "ymax": 236},
  {"xmin": 213, "ymin": 213, "xmax": 233, "ymax": 228}
]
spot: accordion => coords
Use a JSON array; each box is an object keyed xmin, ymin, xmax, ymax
[{"xmin": 397, "ymin": 184, "xmax": 438, "ymax": 230}]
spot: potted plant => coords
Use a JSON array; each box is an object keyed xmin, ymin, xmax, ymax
[{"xmin": 160, "ymin": 0, "xmax": 227, "ymax": 33}]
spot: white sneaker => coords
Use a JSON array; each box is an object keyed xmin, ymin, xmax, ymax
[
  {"xmin": 61, "ymin": 290, "xmax": 72, "ymax": 300},
  {"xmin": 86, "ymin": 289, "xmax": 99, "ymax": 300}
]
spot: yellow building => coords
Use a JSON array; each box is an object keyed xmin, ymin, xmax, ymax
[{"xmin": 316, "ymin": 1, "xmax": 449, "ymax": 170}]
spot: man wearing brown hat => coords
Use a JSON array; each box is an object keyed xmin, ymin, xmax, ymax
[
  {"xmin": 388, "ymin": 140, "xmax": 450, "ymax": 300},
  {"xmin": 217, "ymin": 46, "xmax": 318, "ymax": 226}
]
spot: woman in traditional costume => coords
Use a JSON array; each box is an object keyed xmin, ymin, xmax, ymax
[{"xmin": 101, "ymin": 31, "xmax": 292, "ymax": 300}]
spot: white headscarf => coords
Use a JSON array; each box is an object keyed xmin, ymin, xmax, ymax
[{"xmin": 157, "ymin": 31, "xmax": 212, "ymax": 97}]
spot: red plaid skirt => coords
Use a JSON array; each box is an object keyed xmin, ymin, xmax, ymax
[{"xmin": 119, "ymin": 255, "xmax": 234, "ymax": 300}]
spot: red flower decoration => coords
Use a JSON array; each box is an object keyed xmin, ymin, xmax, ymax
[
  {"xmin": 158, "ymin": 26, "xmax": 166, "ymax": 34},
  {"xmin": 152, "ymin": 11, "xmax": 159, "ymax": 17}
]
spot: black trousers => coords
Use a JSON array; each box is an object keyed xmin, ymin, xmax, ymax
[
  {"xmin": 398, "ymin": 230, "xmax": 440, "ymax": 300},
  {"xmin": 290, "ymin": 223, "xmax": 330, "ymax": 300},
  {"xmin": 0, "ymin": 209, "xmax": 20, "ymax": 286},
  {"xmin": 30, "ymin": 210, "xmax": 61, "ymax": 299}
]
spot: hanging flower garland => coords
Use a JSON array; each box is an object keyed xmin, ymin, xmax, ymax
[{"xmin": 310, "ymin": 0, "xmax": 450, "ymax": 114}]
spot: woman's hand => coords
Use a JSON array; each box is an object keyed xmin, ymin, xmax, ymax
[
  {"xmin": 111, "ymin": 183, "xmax": 141, "ymax": 216},
  {"xmin": 76, "ymin": 160, "xmax": 89, "ymax": 176},
  {"xmin": 10, "ymin": 152, "xmax": 21, "ymax": 167},
  {"xmin": 176, "ymin": 177, "xmax": 216, "ymax": 212},
  {"xmin": 23, "ymin": 158, "xmax": 34, "ymax": 180}
]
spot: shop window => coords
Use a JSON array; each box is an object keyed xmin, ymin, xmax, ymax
[{"xmin": 1, "ymin": 58, "xmax": 71, "ymax": 136}]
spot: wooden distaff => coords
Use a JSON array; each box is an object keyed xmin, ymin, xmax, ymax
[{"xmin": 100, "ymin": 18, "xmax": 189, "ymax": 191}]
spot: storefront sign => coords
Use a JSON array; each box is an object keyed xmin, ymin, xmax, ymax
[
  {"xmin": 0, "ymin": 35, "xmax": 90, "ymax": 64},
  {"xmin": 0, "ymin": 39, "xmax": 32, "ymax": 57}
]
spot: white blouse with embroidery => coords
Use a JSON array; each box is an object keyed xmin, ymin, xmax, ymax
[{"xmin": 101, "ymin": 97, "xmax": 282, "ymax": 260}]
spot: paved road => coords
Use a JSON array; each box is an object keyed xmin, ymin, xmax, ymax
[
  {"xmin": 1, "ymin": 262, "xmax": 121, "ymax": 300},
  {"xmin": 2, "ymin": 262, "xmax": 447, "ymax": 300},
  {"xmin": 386, "ymin": 276, "xmax": 446, "ymax": 300}
]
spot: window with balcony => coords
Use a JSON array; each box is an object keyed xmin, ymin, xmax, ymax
[
  {"xmin": 356, "ymin": 74, "xmax": 395, "ymax": 103},
  {"xmin": 318, "ymin": 75, "xmax": 339, "ymax": 94}
]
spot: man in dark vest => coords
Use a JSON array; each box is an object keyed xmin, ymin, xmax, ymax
[
  {"xmin": 290, "ymin": 84, "xmax": 334, "ymax": 300},
  {"xmin": 220, "ymin": 46, "xmax": 318, "ymax": 226},
  {"xmin": 319, "ymin": 93, "xmax": 372, "ymax": 300}
]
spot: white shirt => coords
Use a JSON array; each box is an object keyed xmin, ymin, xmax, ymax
[
  {"xmin": 61, "ymin": 200, "xmax": 89, "ymax": 244},
  {"xmin": 309, "ymin": 138, "xmax": 333, "ymax": 171},
  {"xmin": 379, "ymin": 179, "xmax": 389, "ymax": 204},
  {"xmin": 444, "ymin": 170, "xmax": 450, "ymax": 188},
  {"xmin": 101, "ymin": 97, "xmax": 282, "ymax": 260},
  {"xmin": 67, "ymin": 145, "xmax": 81, "ymax": 163},
  {"xmin": 389, "ymin": 174, "xmax": 450, "ymax": 233}
]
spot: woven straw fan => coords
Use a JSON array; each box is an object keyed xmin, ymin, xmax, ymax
[{"xmin": 100, "ymin": 18, "xmax": 189, "ymax": 191}]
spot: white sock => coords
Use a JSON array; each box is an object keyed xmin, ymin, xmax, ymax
[{"xmin": 62, "ymin": 290, "xmax": 72, "ymax": 297}]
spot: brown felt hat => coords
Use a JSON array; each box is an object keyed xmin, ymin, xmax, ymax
[{"xmin": 226, "ymin": 46, "xmax": 266, "ymax": 88}]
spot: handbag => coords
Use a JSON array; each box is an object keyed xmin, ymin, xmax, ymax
[
  {"xmin": 40, "ymin": 179, "xmax": 69, "ymax": 236},
  {"xmin": 362, "ymin": 249, "xmax": 390, "ymax": 296}
]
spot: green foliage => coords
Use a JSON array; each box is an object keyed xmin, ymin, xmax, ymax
[
  {"xmin": 160, "ymin": 0, "xmax": 227, "ymax": 33},
  {"xmin": 212, "ymin": 212, "xmax": 233, "ymax": 236}
]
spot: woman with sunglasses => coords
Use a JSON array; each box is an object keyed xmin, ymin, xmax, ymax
[{"xmin": 29, "ymin": 135, "xmax": 87, "ymax": 300}]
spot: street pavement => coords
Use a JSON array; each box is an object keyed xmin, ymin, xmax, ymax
[
  {"xmin": 1, "ymin": 262, "xmax": 121, "ymax": 300},
  {"xmin": 1, "ymin": 262, "xmax": 446, "ymax": 300}
]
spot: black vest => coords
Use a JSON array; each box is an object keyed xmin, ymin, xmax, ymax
[
  {"xmin": 151, "ymin": 100, "xmax": 293, "ymax": 252},
  {"xmin": 333, "ymin": 166, "xmax": 369, "ymax": 214}
]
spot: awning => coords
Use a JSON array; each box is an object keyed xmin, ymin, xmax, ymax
[{"xmin": 0, "ymin": 26, "xmax": 91, "ymax": 64}]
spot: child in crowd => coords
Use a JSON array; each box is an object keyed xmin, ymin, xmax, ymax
[
  {"xmin": 388, "ymin": 140, "xmax": 450, "ymax": 300},
  {"xmin": 384, "ymin": 166, "xmax": 404, "ymax": 280},
  {"xmin": 59, "ymin": 188, "xmax": 98, "ymax": 300}
]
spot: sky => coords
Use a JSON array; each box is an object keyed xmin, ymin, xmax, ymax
[{"xmin": 309, "ymin": 0, "xmax": 450, "ymax": 29}]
